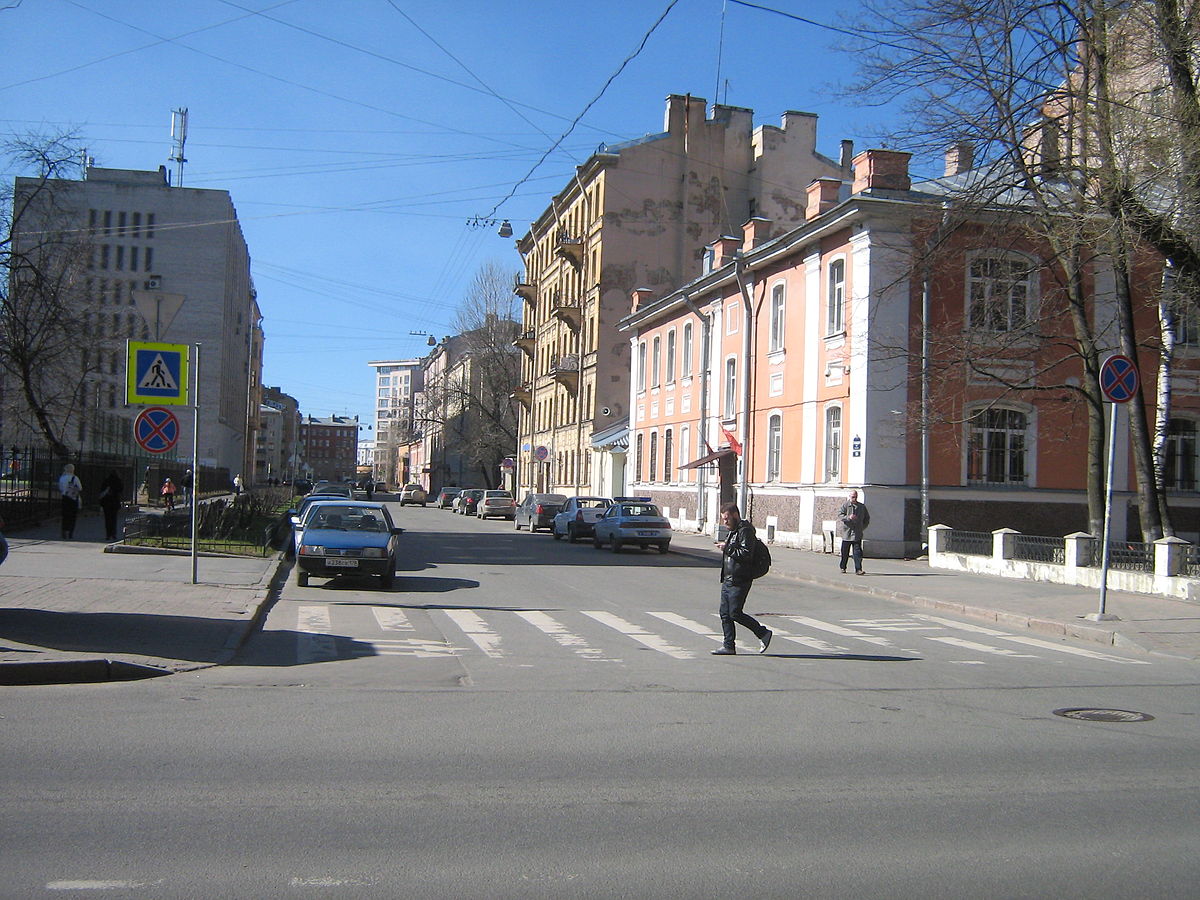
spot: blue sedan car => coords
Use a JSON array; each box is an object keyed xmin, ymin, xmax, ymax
[
  {"xmin": 294, "ymin": 500, "xmax": 402, "ymax": 588},
  {"xmin": 591, "ymin": 497, "xmax": 672, "ymax": 554}
]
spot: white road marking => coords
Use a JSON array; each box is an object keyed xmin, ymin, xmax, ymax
[
  {"xmin": 515, "ymin": 610, "xmax": 620, "ymax": 661},
  {"xmin": 441, "ymin": 609, "xmax": 506, "ymax": 658},
  {"xmin": 47, "ymin": 882, "xmax": 162, "ymax": 891},
  {"xmin": 927, "ymin": 636, "xmax": 1038, "ymax": 657},
  {"xmin": 352, "ymin": 638, "xmax": 455, "ymax": 658},
  {"xmin": 913, "ymin": 614, "xmax": 1151, "ymax": 664},
  {"xmin": 843, "ymin": 618, "xmax": 942, "ymax": 632},
  {"xmin": 778, "ymin": 615, "xmax": 895, "ymax": 646},
  {"xmin": 582, "ymin": 611, "xmax": 697, "ymax": 659},
  {"xmin": 296, "ymin": 605, "xmax": 337, "ymax": 663},
  {"xmin": 370, "ymin": 607, "xmax": 414, "ymax": 631}
]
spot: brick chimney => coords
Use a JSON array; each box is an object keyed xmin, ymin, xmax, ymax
[
  {"xmin": 742, "ymin": 217, "xmax": 772, "ymax": 251},
  {"xmin": 944, "ymin": 141, "xmax": 974, "ymax": 177},
  {"xmin": 806, "ymin": 178, "xmax": 842, "ymax": 220},
  {"xmin": 631, "ymin": 288, "xmax": 654, "ymax": 314},
  {"xmin": 712, "ymin": 235, "xmax": 741, "ymax": 269},
  {"xmin": 852, "ymin": 149, "xmax": 912, "ymax": 193}
]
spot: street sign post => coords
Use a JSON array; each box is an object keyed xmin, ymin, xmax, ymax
[
  {"xmin": 127, "ymin": 341, "xmax": 189, "ymax": 406},
  {"xmin": 132, "ymin": 406, "xmax": 180, "ymax": 454},
  {"xmin": 1093, "ymin": 354, "xmax": 1140, "ymax": 621}
]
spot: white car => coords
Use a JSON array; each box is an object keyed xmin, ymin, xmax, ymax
[
  {"xmin": 551, "ymin": 496, "xmax": 612, "ymax": 542},
  {"xmin": 399, "ymin": 483, "xmax": 428, "ymax": 506}
]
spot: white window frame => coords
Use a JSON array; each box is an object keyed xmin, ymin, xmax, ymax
[
  {"xmin": 966, "ymin": 251, "xmax": 1036, "ymax": 334},
  {"xmin": 769, "ymin": 282, "xmax": 786, "ymax": 352},
  {"xmin": 651, "ymin": 336, "xmax": 661, "ymax": 388},
  {"xmin": 666, "ymin": 329, "xmax": 677, "ymax": 383},
  {"xmin": 682, "ymin": 322, "xmax": 694, "ymax": 377},
  {"xmin": 723, "ymin": 357, "xmax": 737, "ymax": 419},
  {"xmin": 824, "ymin": 405, "xmax": 842, "ymax": 482},
  {"xmin": 766, "ymin": 413, "xmax": 782, "ymax": 482},
  {"xmin": 636, "ymin": 341, "xmax": 646, "ymax": 392},
  {"xmin": 965, "ymin": 404, "xmax": 1033, "ymax": 485},
  {"xmin": 1166, "ymin": 417, "xmax": 1198, "ymax": 490},
  {"xmin": 826, "ymin": 258, "xmax": 846, "ymax": 336}
]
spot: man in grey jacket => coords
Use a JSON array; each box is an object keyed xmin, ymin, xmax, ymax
[{"xmin": 837, "ymin": 489, "xmax": 870, "ymax": 575}]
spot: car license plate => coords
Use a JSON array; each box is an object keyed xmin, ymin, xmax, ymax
[
  {"xmin": 325, "ymin": 558, "xmax": 358, "ymax": 568},
  {"xmin": 637, "ymin": 530, "xmax": 660, "ymax": 537}
]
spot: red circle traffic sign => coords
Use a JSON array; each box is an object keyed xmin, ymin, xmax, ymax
[
  {"xmin": 133, "ymin": 406, "xmax": 180, "ymax": 453},
  {"xmin": 1100, "ymin": 354, "xmax": 1139, "ymax": 404}
]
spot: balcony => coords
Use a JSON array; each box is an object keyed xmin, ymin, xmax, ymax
[
  {"xmin": 550, "ymin": 291, "xmax": 582, "ymax": 330},
  {"xmin": 510, "ymin": 382, "xmax": 532, "ymax": 407},
  {"xmin": 513, "ymin": 275, "xmax": 536, "ymax": 302},
  {"xmin": 512, "ymin": 328, "xmax": 536, "ymax": 357},
  {"xmin": 555, "ymin": 230, "xmax": 583, "ymax": 267},
  {"xmin": 550, "ymin": 354, "xmax": 580, "ymax": 390}
]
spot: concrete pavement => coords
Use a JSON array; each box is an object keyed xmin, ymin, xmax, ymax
[{"xmin": 1, "ymin": 505, "xmax": 1196, "ymax": 684}]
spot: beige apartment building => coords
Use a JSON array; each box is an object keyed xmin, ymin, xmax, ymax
[{"xmin": 512, "ymin": 94, "xmax": 850, "ymax": 498}]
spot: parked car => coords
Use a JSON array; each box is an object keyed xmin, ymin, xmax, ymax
[
  {"xmin": 592, "ymin": 497, "xmax": 672, "ymax": 553},
  {"xmin": 293, "ymin": 500, "xmax": 402, "ymax": 588},
  {"xmin": 399, "ymin": 482, "xmax": 428, "ymax": 506},
  {"xmin": 309, "ymin": 481, "xmax": 353, "ymax": 499},
  {"xmin": 286, "ymin": 491, "xmax": 358, "ymax": 559},
  {"xmin": 514, "ymin": 493, "xmax": 568, "ymax": 532},
  {"xmin": 552, "ymin": 496, "xmax": 613, "ymax": 542},
  {"xmin": 457, "ymin": 488, "xmax": 485, "ymax": 516},
  {"xmin": 478, "ymin": 489, "xmax": 516, "ymax": 520},
  {"xmin": 435, "ymin": 487, "xmax": 461, "ymax": 509}
]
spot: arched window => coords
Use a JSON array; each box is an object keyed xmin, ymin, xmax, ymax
[
  {"xmin": 651, "ymin": 336, "xmax": 661, "ymax": 388},
  {"xmin": 664, "ymin": 429, "xmax": 673, "ymax": 482},
  {"xmin": 967, "ymin": 407, "xmax": 1028, "ymax": 484},
  {"xmin": 826, "ymin": 259, "xmax": 845, "ymax": 335},
  {"xmin": 724, "ymin": 358, "xmax": 737, "ymax": 418},
  {"xmin": 649, "ymin": 431, "xmax": 658, "ymax": 482},
  {"xmin": 682, "ymin": 323, "xmax": 694, "ymax": 377},
  {"xmin": 767, "ymin": 415, "xmax": 782, "ymax": 482},
  {"xmin": 769, "ymin": 283, "xmax": 786, "ymax": 352},
  {"xmin": 666, "ymin": 330, "xmax": 677, "ymax": 382},
  {"xmin": 634, "ymin": 433, "xmax": 644, "ymax": 483},
  {"xmin": 636, "ymin": 342, "xmax": 647, "ymax": 392}
]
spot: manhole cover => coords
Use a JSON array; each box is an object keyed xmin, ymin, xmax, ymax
[{"xmin": 1053, "ymin": 708, "xmax": 1154, "ymax": 723}]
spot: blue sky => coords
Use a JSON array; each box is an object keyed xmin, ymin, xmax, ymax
[{"xmin": 1, "ymin": 0, "xmax": 900, "ymax": 426}]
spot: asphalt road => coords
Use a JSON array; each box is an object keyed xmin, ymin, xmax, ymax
[{"xmin": 2, "ymin": 502, "xmax": 1198, "ymax": 898}]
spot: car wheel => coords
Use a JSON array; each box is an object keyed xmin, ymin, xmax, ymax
[
  {"xmin": 515, "ymin": 519, "xmax": 523, "ymax": 530},
  {"xmin": 657, "ymin": 543, "xmax": 670, "ymax": 554},
  {"xmin": 552, "ymin": 527, "xmax": 561, "ymax": 541},
  {"xmin": 295, "ymin": 568, "xmax": 309, "ymax": 587},
  {"xmin": 610, "ymin": 538, "xmax": 622, "ymax": 553},
  {"xmin": 592, "ymin": 533, "xmax": 603, "ymax": 549},
  {"xmin": 567, "ymin": 525, "xmax": 577, "ymax": 544}
]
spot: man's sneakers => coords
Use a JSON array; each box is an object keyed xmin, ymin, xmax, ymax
[
  {"xmin": 759, "ymin": 629, "xmax": 773, "ymax": 654},
  {"xmin": 713, "ymin": 631, "xmax": 773, "ymax": 655},
  {"xmin": 711, "ymin": 646, "xmax": 736, "ymax": 655}
]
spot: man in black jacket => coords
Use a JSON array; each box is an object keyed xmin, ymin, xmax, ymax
[{"xmin": 713, "ymin": 501, "xmax": 772, "ymax": 656}]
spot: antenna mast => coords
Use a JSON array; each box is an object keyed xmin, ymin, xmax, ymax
[{"xmin": 169, "ymin": 107, "xmax": 189, "ymax": 187}]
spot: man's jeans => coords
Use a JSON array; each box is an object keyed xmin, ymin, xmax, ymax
[
  {"xmin": 719, "ymin": 578, "xmax": 766, "ymax": 649},
  {"xmin": 840, "ymin": 539, "xmax": 863, "ymax": 572}
]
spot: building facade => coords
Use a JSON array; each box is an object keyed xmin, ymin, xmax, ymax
[
  {"xmin": 367, "ymin": 358, "xmax": 423, "ymax": 486},
  {"xmin": 6, "ymin": 165, "xmax": 262, "ymax": 475},
  {"xmin": 299, "ymin": 414, "xmax": 359, "ymax": 482},
  {"xmin": 512, "ymin": 94, "xmax": 849, "ymax": 500}
]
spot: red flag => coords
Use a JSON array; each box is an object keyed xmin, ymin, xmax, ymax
[{"xmin": 721, "ymin": 425, "xmax": 742, "ymax": 456}]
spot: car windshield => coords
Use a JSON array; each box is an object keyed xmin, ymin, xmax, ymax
[
  {"xmin": 485, "ymin": 491, "xmax": 512, "ymax": 498},
  {"xmin": 310, "ymin": 506, "xmax": 386, "ymax": 531},
  {"xmin": 579, "ymin": 498, "xmax": 609, "ymax": 509}
]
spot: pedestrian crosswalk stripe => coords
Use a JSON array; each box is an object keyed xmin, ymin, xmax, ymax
[
  {"xmin": 581, "ymin": 610, "xmax": 697, "ymax": 659},
  {"xmin": 927, "ymin": 636, "xmax": 1038, "ymax": 658},
  {"xmin": 370, "ymin": 607, "xmax": 414, "ymax": 632},
  {"xmin": 514, "ymin": 610, "xmax": 620, "ymax": 662},
  {"xmin": 297, "ymin": 605, "xmax": 336, "ymax": 664},
  {"xmin": 913, "ymin": 614, "xmax": 1150, "ymax": 664},
  {"xmin": 442, "ymin": 609, "xmax": 506, "ymax": 658},
  {"xmin": 779, "ymin": 615, "xmax": 895, "ymax": 646}
]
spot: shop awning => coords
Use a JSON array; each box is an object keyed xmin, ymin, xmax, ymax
[{"xmin": 679, "ymin": 447, "xmax": 735, "ymax": 470}]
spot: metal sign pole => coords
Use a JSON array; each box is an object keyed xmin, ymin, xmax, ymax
[
  {"xmin": 191, "ymin": 344, "xmax": 200, "ymax": 585},
  {"xmin": 1093, "ymin": 402, "xmax": 1119, "ymax": 620}
]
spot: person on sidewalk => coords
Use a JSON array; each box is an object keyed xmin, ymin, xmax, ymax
[
  {"xmin": 180, "ymin": 468, "xmax": 193, "ymax": 506},
  {"xmin": 233, "ymin": 473, "xmax": 244, "ymax": 496},
  {"xmin": 57, "ymin": 463, "xmax": 82, "ymax": 539},
  {"xmin": 161, "ymin": 477, "xmax": 177, "ymax": 511},
  {"xmin": 712, "ymin": 501, "xmax": 772, "ymax": 656},
  {"xmin": 98, "ymin": 470, "xmax": 124, "ymax": 541},
  {"xmin": 837, "ymin": 489, "xmax": 871, "ymax": 575}
]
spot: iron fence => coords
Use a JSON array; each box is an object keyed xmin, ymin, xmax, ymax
[
  {"xmin": 1183, "ymin": 544, "xmax": 1200, "ymax": 577},
  {"xmin": 946, "ymin": 530, "xmax": 992, "ymax": 556},
  {"xmin": 1010, "ymin": 534, "xmax": 1066, "ymax": 564},
  {"xmin": 1104, "ymin": 541, "xmax": 1155, "ymax": 572}
]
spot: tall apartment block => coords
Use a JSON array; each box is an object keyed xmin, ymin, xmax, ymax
[
  {"xmin": 512, "ymin": 94, "xmax": 850, "ymax": 497},
  {"xmin": 7, "ymin": 165, "xmax": 262, "ymax": 476}
]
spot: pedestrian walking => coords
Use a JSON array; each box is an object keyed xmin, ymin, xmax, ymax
[
  {"xmin": 837, "ymin": 489, "xmax": 871, "ymax": 575},
  {"xmin": 712, "ymin": 501, "xmax": 772, "ymax": 656},
  {"xmin": 233, "ymin": 473, "xmax": 243, "ymax": 495},
  {"xmin": 99, "ymin": 470, "xmax": 124, "ymax": 541},
  {"xmin": 181, "ymin": 468, "xmax": 194, "ymax": 506},
  {"xmin": 57, "ymin": 463, "xmax": 83, "ymax": 539},
  {"xmin": 161, "ymin": 477, "xmax": 177, "ymax": 511}
]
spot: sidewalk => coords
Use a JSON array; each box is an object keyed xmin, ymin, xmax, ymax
[
  {"xmin": 668, "ymin": 530, "xmax": 1200, "ymax": 661},
  {"xmin": 0, "ymin": 507, "xmax": 279, "ymax": 684},
  {"xmin": 1, "ymin": 510, "xmax": 1196, "ymax": 684}
]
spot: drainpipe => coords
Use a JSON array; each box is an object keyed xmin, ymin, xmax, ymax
[
  {"xmin": 734, "ymin": 253, "xmax": 754, "ymax": 516},
  {"xmin": 684, "ymin": 292, "xmax": 712, "ymax": 531}
]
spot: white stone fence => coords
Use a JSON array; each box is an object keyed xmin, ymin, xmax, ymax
[{"xmin": 927, "ymin": 524, "xmax": 1200, "ymax": 602}]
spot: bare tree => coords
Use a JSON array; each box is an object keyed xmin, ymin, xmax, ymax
[
  {"xmin": 850, "ymin": 0, "xmax": 1185, "ymax": 539},
  {"xmin": 1, "ymin": 132, "xmax": 94, "ymax": 459}
]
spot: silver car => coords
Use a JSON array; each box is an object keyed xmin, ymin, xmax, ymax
[
  {"xmin": 552, "ymin": 496, "xmax": 612, "ymax": 542},
  {"xmin": 591, "ymin": 497, "xmax": 672, "ymax": 553}
]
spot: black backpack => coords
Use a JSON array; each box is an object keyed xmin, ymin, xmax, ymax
[{"xmin": 749, "ymin": 536, "xmax": 772, "ymax": 579}]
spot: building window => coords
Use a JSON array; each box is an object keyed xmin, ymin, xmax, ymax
[
  {"xmin": 651, "ymin": 336, "xmax": 661, "ymax": 388},
  {"xmin": 825, "ymin": 407, "xmax": 842, "ymax": 481},
  {"xmin": 637, "ymin": 342, "xmax": 647, "ymax": 392},
  {"xmin": 682, "ymin": 322, "xmax": 693, "ymax": 377},
  {"xmin": 967, "ymin": 407, "xmax": 1028, "ymax": 484},
  {"xmin": 1165, "ymin": 418, "xmax": 1198, "ymax": 489},
  {"xmin": 967, "ymin": 254, "xmax": 1034, "ymax": 333},
  {"xmin": 635, "ymin": 433, "xmax": 644, "ymax": 482},
  {"xmin": 1168, "ymin": 299, "xmax": 1200, "ymax": 348},
  {"xmin": 724, "ymin": 358, "xmax": 737, "ymax": 419},
  {"xmin": 680, "ymin": 425, "xmax": 690, "ymax": 478},
  {"xmin": 664, "ymin": 429, "xmax": 673, "ymax": 482},
  {"xmin": 649, "ymin": 431, "xmax": 658, "ymax": 482},
  {"xmin": 766, "ymin": 414, "xmax": 782, "ymax": 481},
  {"xmin": 827, "ymin": 259, "xmax": 845, "ymax": 335},
  {"xmin": 666, "ymin": 329, "xmax": 676, "ymax": 383},
  {"xmin": 769, "ymin": 283, "xmax": 786, "ymax": 351}
]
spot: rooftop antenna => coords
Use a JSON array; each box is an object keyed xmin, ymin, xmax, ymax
[{"xmin": 169, "ymin": 107, "xmax": 189, "ymax": 187}]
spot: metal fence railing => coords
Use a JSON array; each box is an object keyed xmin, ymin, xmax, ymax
[
  {"xmin": 1010, "ymin": 534, "xmax": 1066, "ymax": 564},
  {"xmin": 1103, "ymin": 541, "xmax": 1155, "ymax": 573},
  {"xmin": 1183, "ymin": 544, "xmax": 1200, "ymax": 578},
  {"xmin": 946, "ymin": 530, "xmax": 992, "ymax": 556}
]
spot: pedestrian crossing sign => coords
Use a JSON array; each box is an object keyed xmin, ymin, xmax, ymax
[{"xmin": 126, "ymin": 341, "xmax": 189, "ymax": 405}]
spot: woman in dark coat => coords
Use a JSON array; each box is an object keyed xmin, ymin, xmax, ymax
[{"xmin": 99, "ymin": 470, "xmax": 124, "ymax": 541}]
